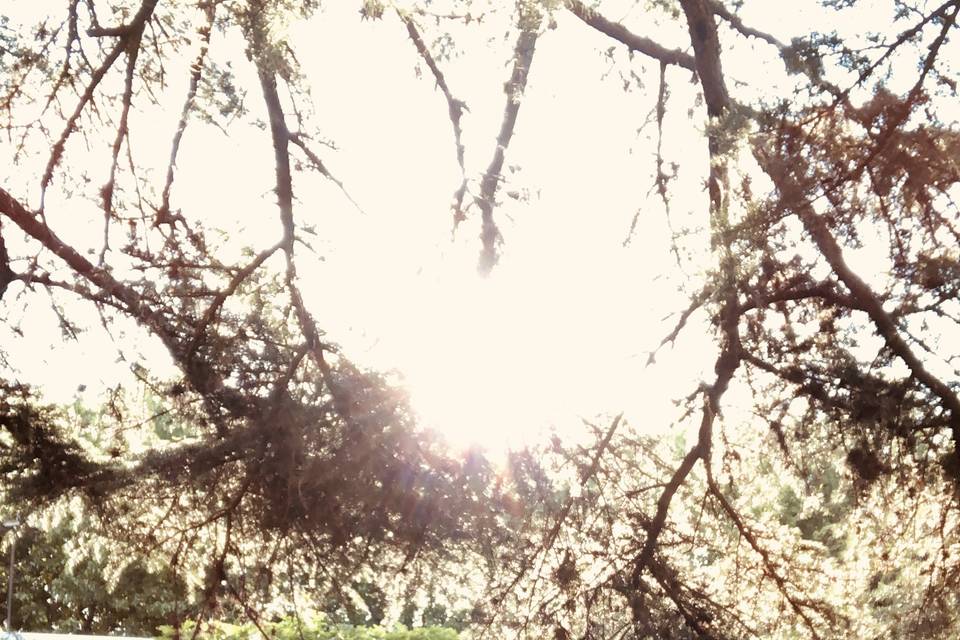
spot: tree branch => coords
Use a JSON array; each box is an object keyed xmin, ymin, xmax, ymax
[
  {"xmin": 647, "ymin": 286, "xmax": 712, "ymax": 365},
  {"xmin": 762, "ymin": 160, "xmax": 960, "ymax": 455},
  {"xmin": 707, "ymin": 0, "xmax": 784, "ymax": 48},
  {"xmin": 253, "ymin": 53, "xmax": 352, "ymax": 420},
  {"xmin": 628, "ymin": 0, "xmax": 745, "ymax": 597},
  {"xmin": 706, "ymin": 472, "xmax": 829, "ymax": 638},
  {"xmin": 41, "ymin": 0, "xmax": 159, "ymax": 205},
  {"xmin": 566, "ymin": 0, "xmax": 696, "ymax": 71},
  {"xmin": 159, "ymin": 2, "xmax": 217, "ymax": 226},
  {"xmin": 396, "ymin": 9, "xmax": 469, "ymax": 225},
  {"xmin": 288, "ymin": 133, "xmax": 363, "ymax": 214},
  {"xmin": 477, "ymin": 4, "xmax": 539, "ymax": 275},
  {"xmin": 99, "ymin": 22, "xmax": 144, "ymax": 262},
  {"xmin": 0, "ymin": 186, "xmax": 249, "ymax": 431}
]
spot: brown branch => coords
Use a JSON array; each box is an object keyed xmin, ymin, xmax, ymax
[
  {"xmin": 706, "ymin": 1, "xmax": 837, "ymax": 99},
  {"xmin": 100, "ymin": 27, "xmax": 145, "ymax": 263},
  {"xmin": 740, "ymin": 280, "xmax": 863, "ymax": 313},
  {"xmin": 87, "ymin": 25, "xmax": 133, "ymax": 38},
  {"xmin": 631, "ymin": 439, "xmax": 702, "ymax": 578},
  {"xmin": 678, "ymin": 0, "xmax": 730, "ymax": 119},
  {"xmin": 628, "ymin": 0, "xmax": 745, "ymax": 595},
  {"xmin": 647, "ymin": 286, "xmax": 712, "ymax": 365},
  {"xmin": 253, "ymin": 54, "xmax": 351, "ymax": 420},
  {"xmin": 41, "ymin": 0, "xmax": 159, "ymax": 205},
  {"xmin": 2, "ymin": 187, "xmax": 157, "ymax": 323},
  {"xmin": 397, "ymin": 9, "xmax": 469, "ymax": 225},
  {"xmin": 0, "ymin": 186, "xmax": 249, "ymax": 431},
  {"xmin": 256, "ymin": 66, "xmax": 294, "ymax": 251},
  {"xmin": 185, "ymin": 242, "xmax": 282, "ymax": 359},
  {"xmin": 706, "ymin": 472, "xmax": 828, "ymax": 638},
  {"xmin": 159, "ymin": 2, "xmax": 217, "ymax": 225},
  {"xmin": 566, "ymin": 0, "xmax": 696, "ymax": 71},
  {"xmin": 477, "ymin": 4, "xmax": 539, "ymax": 275},
  {"xmin": 288, "ymin": 133, "xmax": 364, "ymax": 214},
  {"xmin": 707, "ymin": 0, "xmax": 784, "ymax": 48},
  {"xmin": 44, "ymin": 1, "xmax": 86, "ymax": 118},
  {"xmin": 627, "ymin": 61, "xmax": 675, "ymax": 249},
  {"xmin": 779, "ymin": 181, "xmax": 960, "ymax": 451},
  {"xmin": 15, "ymin": 272, "xmax": 128, "ymax": 314},
  {"xmin": 629, "ymin": 342, "xmax": 738, "ymax": 587}
]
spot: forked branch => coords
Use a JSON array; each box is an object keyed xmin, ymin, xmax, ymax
[{"xmin": 397, "ymin": 9, "xmax": 469, "ymax": 224}]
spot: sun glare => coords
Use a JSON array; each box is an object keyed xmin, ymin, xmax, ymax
[
  {"xmin": 397, "ymin": 271, "xmax": 577, "ymax": 450},
  {"xmin": 3, "ymin": 1, "xmax": 718, "ymax": 458},
  {"xmin": 339, "ymin": 240, "xmax": 707, "ymax": 454}
]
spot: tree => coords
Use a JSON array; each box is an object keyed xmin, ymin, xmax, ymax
[
  {"xmin": 2, "ymin": 0, "xmax": 960, "ymax": 638},
  {"xmin": 1, "ymin": 518, "xmax": 191, "ymax": 635}
]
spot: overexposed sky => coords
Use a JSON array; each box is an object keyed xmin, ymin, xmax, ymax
[{"xmin": 1, "ymin": 0, "xmax": 943, "ymax": 453}]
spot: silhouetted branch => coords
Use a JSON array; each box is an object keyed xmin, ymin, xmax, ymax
[
  {"xmin": 288, "ymin": 133, "xmax": 364, "ymax": 214},
  {"xmin": 41, "ymin": 0, "xmax": 159, "ymax": 206},
  {"xmin": 629, "ymin": 0, "xmax": 745, "ymax": 598},
  {"xmin": 477, "ymin": 4, "xmax": 539, "ymax": 275},
  {"xmin": 707, "ymin": 0, "xmax": 784, "ymax": 48},
  {"xmin": 397, "ymin": 9, "xmax": 469, "ymax": 225},
  {"xmin": 566, "ymin": 0, "xmax": 696, "ymax": 71},
  {"xmin": 159, "ymin": 2, "xmax": 217, "ymax": 226},
  {"xmin": 254, "ymin": 51, "xmax": 352, "ymax": 420}
]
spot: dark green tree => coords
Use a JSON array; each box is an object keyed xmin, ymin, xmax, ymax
[{"xmin": 2, "ymin": 520, "xmax": 190, "ymax": 635}]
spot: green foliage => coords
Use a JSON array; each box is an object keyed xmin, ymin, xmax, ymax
[
  {"xmin": 0, "ymin": 16, "xmax": 14, "ymax": 70},
  {"xmin": 775, "ymin": 466, "xmax": 849, "ymax": 557},
  {"xmin": 197, "ymin": 62, "xmax": 248, "ymax": 128},
  {"xmin": 1, "ymin": 519, "xmax": 189, "ymax": 635},
  {"xmin": 782, "ymin": 35, "xmax": 830, "ymax": 79},
  {"xmin": 0, "ymin": 384, "xmax": 114, "ymax": 503},
  {"xmin": 157, "ymin": 616, "xmax": 458, "ymax": 640}
]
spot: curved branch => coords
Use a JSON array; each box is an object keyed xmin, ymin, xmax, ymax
[
  {"xmin": 707, "ymin": 0, "xmax": 784, "ymax": 48},
  {"xmin": 477, "ymin": 5, "xmax": 539, "ymax": 275},
  {"xmin": 396, "ymin": 9, "xmax": 469, "ymax": 225},
  {"xmin": 566, "ymin": 0, "xmax": 696, "ymax": 71},
  {"xmin": 629, "ymin": 0, "xmax": 744, "ymax": 596},
  {"xmin": 159, "ymin": 2, "xmax": 217, "ymax": 224}
]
